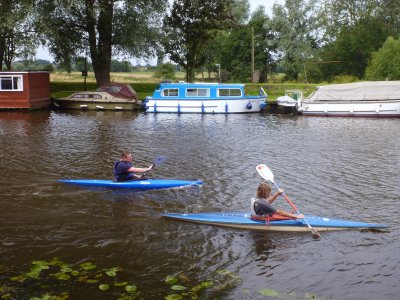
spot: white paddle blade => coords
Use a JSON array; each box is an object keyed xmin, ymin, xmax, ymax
[{"xmin": 256, "ymin": 164, "xmax": 275, "ymax": 183}]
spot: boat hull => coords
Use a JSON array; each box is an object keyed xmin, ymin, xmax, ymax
[
  {"xmin": 144, "ymin": 97, "xmax": 265, "ymax": 113},
  {"xmin": 163, "ymin": 212, "xmax": 387, "ymax": 232},
  {"xmin": 298, "ymin": 100, "xmax": 400, "ymax": 117},
  {"xmin": 52, "ymin": 99, "xmax": 139, "ymax": 111},
  {"xmin": 59, "ymin": 179, "xmax": 202, "ymax": 190}
]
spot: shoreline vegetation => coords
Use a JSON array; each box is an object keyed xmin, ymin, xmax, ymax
[{"xmin": 49, "ymin": 71, "xmax": 318, "ymax": 102}]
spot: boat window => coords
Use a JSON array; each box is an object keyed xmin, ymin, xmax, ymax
[
  {"xmin": 218, "ymin": 88, "xmax": 242, "ymax": 97},
  {"xmin": 162, "ymin": 88, "xmax": 179, "ymax": 97},
  {"xmin": 0, "ymin": 75, "xmax": 23, "ymax": 91},
  {"xmin": 91, "ymin": 94, "xmax": 102, "ymax": 99},
  {"xmin": 186, "ymin": 88, "xmax": 210, "ymax": 97},
  {"xmin": 74, "ymin": 94, "xmax": 86, "ymax": 98}
]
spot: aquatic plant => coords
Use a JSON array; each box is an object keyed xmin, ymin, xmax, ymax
[{"xmin": 0, "ymin": 258, "xmax": 323, "ymax": 299}]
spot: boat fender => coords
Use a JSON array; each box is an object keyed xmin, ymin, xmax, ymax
[
  {"xmin": 225, "ymin": 102, "xmax": 228, "ymax": 113},
  {"xmin": 246, "ymin": 101, "xmax": 252, "ymax": 110},
  {"xmin": 201, "ymin": 102, "xmax": 205, "ymax": 113},
  {"xmin": 178, "ymin": 102, "xmax": 181, "ymax": 113}
]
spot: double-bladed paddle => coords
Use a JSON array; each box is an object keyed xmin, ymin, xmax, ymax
[
  {"xmin": 256, "ymin": 164, "xmax": 321, "ymax": 239},
  {"xmin": 140, "ymin": 156, "xmax": 166, "ymax": 178}
]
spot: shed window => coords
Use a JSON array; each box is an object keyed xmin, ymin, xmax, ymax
[
  {"xmin": 186, "ymin": 88, "xmax": 210, "ymax": 97},
  {"xmin": 218, "ymin": 88, "xmax": 242, "ymax": 97},
  {"xmin": 162, "ymin": 88, "xmax": 179, "ymax": 97},
  {"xmin": 0, "ymin": 75, "xmax": 23, "ymax": 91}
]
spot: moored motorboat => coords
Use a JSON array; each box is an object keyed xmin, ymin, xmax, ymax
[
  {"xmin": 277, "ymin": 90, "xmax": 302, "ymax": 107},
  {"xmin": 143, "ymin": 82, "xmax": 267, "ymax": 113},
  {"xmin": 162, "ymin": 212, "xmax": 387, "ymax": 232},
  {"xmin": 296, "ymin": 81, "xmax": 400, "ymax": 117},
  {"xmin": 53, "ymin": 83, "xmax": 140, "ymax": 111},
  {"xmin": 59, "ymin": 178, "xmax": 202, "ymax": 190}
]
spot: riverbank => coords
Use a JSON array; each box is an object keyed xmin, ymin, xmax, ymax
[{"xmin": 49, "ymin": 71, "xmax": 318, "ymax": 102}]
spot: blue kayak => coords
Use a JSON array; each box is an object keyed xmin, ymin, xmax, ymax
[
  {"xmin": 59, "ymin": 179, "xmax": 202, "ymax": 190},
  {"xmin": 163, "ymin": 212, "xmax": 387, "ymax": 232}
]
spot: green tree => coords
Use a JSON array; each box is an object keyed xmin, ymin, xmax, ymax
[
  {"xmin": 213, "ymin": 5, "xmax": 278, "ymax": 83},
  {"xmin": 35, "ymin": 0, "xmax": 166, "ymax": 86},
  {"xmin": 154, "ymin": 62, "xmax": 176, "ymax": 79},
  {"xmin": 163, "ymin": 0, "xmax": 234, "ymax": 82},
  {"xmin": 317, "ymin": 18, "xmax": 388, "ymax": 80},
  {"xmin": 271, "ymin": 0, "xmax": 318, "ymax": 81},
  {"xmin": 111, "ymin": 60, "xmax": 132, "ymax": 72},
  {"xmin": 365, "ymin": 37, "xmax": 400, "ymax": 80},
  {"xmin": 0, "ymin": 0, "xmax": 37, "ymax": 70}
]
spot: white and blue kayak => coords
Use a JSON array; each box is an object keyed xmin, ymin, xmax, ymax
[
  {"xmin": 162, "ymin": 212, "xmax": 387, "ymax": 232},
  {"xmin": 59, "ymin": 179, "xmax": 202, "ymax": 190}
]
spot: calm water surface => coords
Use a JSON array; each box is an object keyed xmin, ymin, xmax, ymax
[{"xmin": 0, "ymin": 110, "xmax": 399, "ymax": 299}]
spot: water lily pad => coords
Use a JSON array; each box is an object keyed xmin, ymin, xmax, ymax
[
  {"xmin": 124, "ymin": 285, "xmax": 137, "ymax": 293},
  {"xmin": 258, "ymin": 288, "xmax": 281, "ymax": 297},
  {"xmin": 31, "ymin": 261, "xmax": 51, "ymax": 269},
  {"xmin": 10, "ymin": 275, "xmax": 27, "ymax": 283},
  {"xmin": 51, "ymin": 272, "xmax": 71, "ymax": 281},
  {"xmin": 105, "ymin": 267, "xmax": 121, "ymax": 277},
  {"xmin": 191, "ymin": 280, "xmax": 213, "ymax": 292},
  {"xmin": 79, "ymin": 262, "xmax": 97, "ymax": 270},
  {"xmin": 165, "ymin": 275, "xmax": 178, "ymax": 285},
  {"xmin": 114, "ymin": 281, "xmax": 128, "ymax": 287},
  {"xmin": 60, "ymin": 266, "xmax": 73, "ymax": 273},
  {"xmin": 99, "ymin": 284, "xmax": 109, "ymax": 291},
  {"xmin": 85, "ymin": 279, "xmax": 99, "ymax": 284},
  {"xmin": 25, "ymin": 266, "xmax": 43, "ymax": 279},
  {"xmin": 165, "ymin": 294, "xmax": 183, "ymax": 300},
  {"xmin": 171, "ymin": 285, "xmax": 186, "ymax": 291}
]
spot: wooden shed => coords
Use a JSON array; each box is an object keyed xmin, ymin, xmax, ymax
[{"xmin": 0, "ymin": 71, "xmax": 50, "ymax": 109}]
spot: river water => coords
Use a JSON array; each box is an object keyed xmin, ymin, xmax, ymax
[{"xmin": 0, "ymin": 110, "xmax": 399, "ymax": 299}]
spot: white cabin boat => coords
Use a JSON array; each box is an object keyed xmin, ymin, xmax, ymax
[
  {"xmin": 296, "ymin": 81, "xmax": 400, "ymax": 117},
  {"xmin": 144, "ymin": 82, "xmax": 267, "ymax": 113},
  {"xmin": 53, "ymin": 83, "xmax": 139, "ymax": 111}
]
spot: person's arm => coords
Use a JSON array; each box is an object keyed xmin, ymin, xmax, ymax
[
  {"xmin": 128, "ymin": 165, "xmax": 153, "ymax": 173},
  {"xmin": 267, "ymin": 189, "xmax": 283, "ymax": 204}
]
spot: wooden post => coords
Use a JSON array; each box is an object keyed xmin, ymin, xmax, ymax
[{"xmin": 251, "ymin": 26, "xmax": 255, "ymax": 83}]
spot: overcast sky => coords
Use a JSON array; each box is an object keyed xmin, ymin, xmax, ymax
[{"xmin": 37, "ymin": 0, "xmax": 285, "ymax": 62}]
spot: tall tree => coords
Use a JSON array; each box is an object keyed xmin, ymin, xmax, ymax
[
  {"xmin": 365, "ymin": 37, "xmax": 400, "ymax": 80},
  {"xmin": 271, "ymin": 0, "xmax": 318, "ymax": 81},
  {"xmin": 36, "ymin": 0, "xmax": 166, "ymax": 86},
  {"xmin": 163, "ymin": 0, "xmax": 234, "ymax": 82},
  {"xmin": 0, "ymin": 0, "xmax": 36, "ymax": 70},
  {"xmin": 217, "ymin": 6, "xmax": 277, "ymax": 83},
  {"xmin": 314, "ymin": 0, "xmax": 390, "ymax": 80}
]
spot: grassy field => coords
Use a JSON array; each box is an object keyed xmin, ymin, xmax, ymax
[{"xmin": 50, "ymin": 71, "xmax": 318, "ymax": 102}]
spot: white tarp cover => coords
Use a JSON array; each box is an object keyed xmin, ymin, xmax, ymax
[{"xmin": 306, "ymin": 81, "xmax": 400, "ymax": 101}]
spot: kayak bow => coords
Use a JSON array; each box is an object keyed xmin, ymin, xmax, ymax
[
  {"xmin": 162, "ymin": 212, "xmax": 387, "ymax": 232},
  {"xmin": 59, "ymin": 179, "xmax": 202, "ymax": 190}
]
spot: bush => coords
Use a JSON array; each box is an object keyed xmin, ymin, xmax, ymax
[{"xmin": 154, "ymin": 63, "xmax": 176, "ymax": 79}]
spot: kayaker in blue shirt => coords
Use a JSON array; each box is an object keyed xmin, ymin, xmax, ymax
[
  {"xmin": 251, "ymin": 182, "xmax": 304, "ymax": 219},
  {"xmin": 114, "ymin": 150, "xmax": 153, "ymax": 181}
]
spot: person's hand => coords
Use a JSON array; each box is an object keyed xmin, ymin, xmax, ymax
[
  {"xmin": 296, "ymin": 214, "xmax": 304, "ymax": 219},
  {"xmin": 149, "ymin": 164, "xmax": 154, "ymax": 170},
  {"xmin": 277, "ymin": 188, "xmax": 284, "ymax": 195}
]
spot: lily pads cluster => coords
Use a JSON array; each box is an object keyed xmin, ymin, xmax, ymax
[
  {"xmin": 1, "ymin": 258, "xmax": 138, "ymax": 300},
  {"xmin": 0, "ymin": 258, "xmax": 322, "ymax": 299}
]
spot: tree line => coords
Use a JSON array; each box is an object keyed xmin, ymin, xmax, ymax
[{"xmin": 1, "ymin": 0, "xmax": 400, "ymax": 86}]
